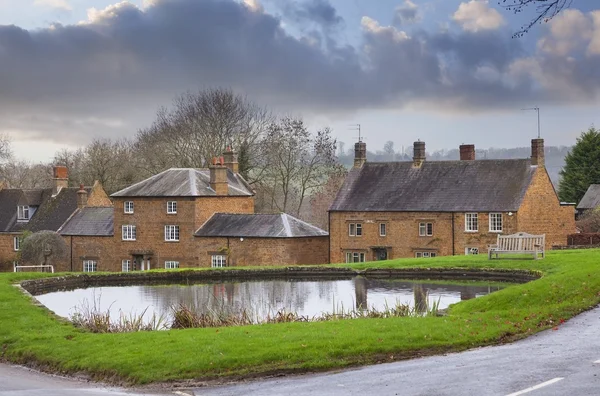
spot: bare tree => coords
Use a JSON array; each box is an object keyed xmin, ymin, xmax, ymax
[
  {"xmin": 499, "ymin": 0, "xmax": 573, "ymax": 36},
  {"xmin": 19, "ymin": 231, "xmax": 68, "ymax": 269},
  {"xmin": 135, "ymin": 88, "xmax": 272, "ymax": 182},
  {"xmin": 0, "ymin": 133, "xmax": 11, "ymax": 162},
  {"xmin": 259, "ymin": 117, "xmax": 342, "ymax": 217},
  {"xmin": 304, "ymin": 170, "xmax": 348, "ymax": 230},
  {"xmin": 577, "ymin": 209, "xmax": 600, "ymax": 233},
  {"xmin": 0, "ymin": 160, "xmax": 52, "ymax": 189}
]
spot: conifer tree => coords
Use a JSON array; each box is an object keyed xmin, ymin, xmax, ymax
[{"xmin": 559, "ymin": 127, "xmax": 600, "ymax": 204}]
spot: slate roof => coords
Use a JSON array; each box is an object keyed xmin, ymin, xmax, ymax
[
  {"xmin": 195, "ymin": 213, "xmax": 328, "ymax": 238},
  {"xmin": 577, "ymin": 184, "xmax": 600, "ymax": 210},
  {"xmin": 59, "ymin": 207, "xmax": 114, "ymax": 236},
  {"xmin": 330, "ymin": 159, "xmax": 538, "ymax": 212},
  {"xmin": 0, "ymin": 187, "xmax": 92, "ymax": 233},
  {"xmin": 111, "ymin": 168, "xmax": 253, "ymax": 197}
]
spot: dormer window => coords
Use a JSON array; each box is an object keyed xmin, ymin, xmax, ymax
[{"xmin": 17, "ymin": 205, "xmax": 30, "ymax": 221}]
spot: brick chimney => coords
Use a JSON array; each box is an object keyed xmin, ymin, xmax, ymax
[
  {"xmin": 223, "ymin": 147, "xmax": 239, "ymax": 173},
  {"xmin": 209, "ymin": 157, "xmax": 229, "ymax": 195},
  {"xmin": 413, "ymin": 141, "xmax": 425, "ymax": 168},
  {"xmin": 459, "ymin": 144, "xmax": 475, "ymax": 161},
  {"xmin": 77, "ymin": 184, "xmax": 88, "ymax": 209},
  {"xmin": 353, "ymin": 141, "xmax": 367, "ymax": 168},
  {"xmin": 52, "ymin": 165, "xmax": 69, "ymax": 196},
  {"xmin": 531, "ymin": 138, "xmax": 545, "ymax": 166}
]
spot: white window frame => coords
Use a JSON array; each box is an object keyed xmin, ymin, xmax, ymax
[
  {"xmin": 211, "ymin": 255, "xmax": 227, "ymax": 268},
  {"xmin": 124, "ymin": 201, "xmax": 134, "ymax": 214},
  {"xmin": 465, "ymin": 247, "xmax": 479, "ymax": 255},
  {"xmin": 415, "ymin": 252, "xmax": 437, "ymax": 258},
  {"xmin": 345, "ymin": 252, "xmax": 366, "ymax": 263},
  {"xmin": 419, "ymin": 222, "xmax": 433, "ymax": 237},
  {"xmin": 348, "ymin": 223, "xmax": 355, "ymax": 236},
  {"xmin": 121, "ymin": 259, "xmax": 131, "ymax": 272},
  {"xmin": 355, "ymin": 223, "xmax": 363, "ymax": 236},
  {"xmin": 379, "ymin": 223, "xmax": 387, "ymax": 237},
  {"xmin": 167, "ymin": 201, "xmax": 177, "ymax": 214},
  {"xmin": 164, "ymin": 225, "xmax": 180, "ymax": 242},
  {"xmin": 489, "ymin": 213, "xmax": 503, "ymax": 233},
  {"xmin": 83, "ymin": 260, "xmax": 97, "ymax": 272},
  {"xmin": 122, "ymin": 225, "xmax": 136, "ymax": 241},
  {"xmin": 17, "ymin": 205, "xmax": 29, "ymax": 221},
  {"xmin": 13, "ymin": 236, "xmax": 21, "ymax": 251},
  {"xmin": 465, "ymin": 213, "xmax": 478, "ymax": 232},
  {"xmin": 165, "ymin": 261, "xmax": 180, "ymax": 269}
]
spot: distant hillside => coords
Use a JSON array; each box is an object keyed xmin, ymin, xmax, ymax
[{"xmin": 337, "ymin": 144, "xmax": 571, "ymax": 188}]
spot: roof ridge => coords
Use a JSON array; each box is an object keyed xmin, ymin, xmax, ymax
[
  {"xmin": 285, "ymin": 213, "xmax": 327, "ymax": 234},
  {"xmin": 111, "ymin": 168, "xmax": 171, "ymax": 196},
  {"xmin": 281, "ymin": 213, "xmax": 292, "ymax": 237},
  {"xmin": 188, "ymin": 169, "xmax": 198, "ymax": 195}
]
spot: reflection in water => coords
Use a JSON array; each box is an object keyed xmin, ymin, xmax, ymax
[{"xmin": 36, "ymin": 277, "xmax": 506, "ymax": 324}]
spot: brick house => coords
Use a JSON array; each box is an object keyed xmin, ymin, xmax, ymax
[
  {"xmin": 328, "ymin": 139, "xmax": 575, "ymax": 263},
  {"xmin": 0, "ymin": 166, "xmax": 111, "ymax": 271},
  {"xmin": 195, "ymin": 213, "xmax": 329, "ymax": 266},
  {"xmin": 107, "ymin": 151, "xmax": 255, "ymax": 271},
  {"xmin": 576, "ymin": 184, "xmax": 600, "ymax": 218}
]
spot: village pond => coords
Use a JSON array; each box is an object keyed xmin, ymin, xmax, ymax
[{"xmin": 35, "ymin": 277, "xmax": 509, "ymax": 327}]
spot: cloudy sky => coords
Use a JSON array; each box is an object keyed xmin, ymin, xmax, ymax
[{"xmin": 1, "ymin": 0, "xmax": 599, "ymax": 161}]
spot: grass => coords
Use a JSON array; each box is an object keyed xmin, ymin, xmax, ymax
[{"xmin": 0, "ymin": 249, "xmax": 599, "ymax": 385}]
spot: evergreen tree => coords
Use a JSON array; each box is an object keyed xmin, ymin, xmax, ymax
[{"xmin": 558, "ymin": 127, "xmax": 600, "ymax": 204}]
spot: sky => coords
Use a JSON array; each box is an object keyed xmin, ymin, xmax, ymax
[{"xmin": 1, "ymin": 0, "xmax": 599, "ymax": 162}]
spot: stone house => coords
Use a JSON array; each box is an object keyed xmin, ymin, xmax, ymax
[
  {"xmin": 0, "ymin": 166, "xmax": 111, "ymax": 271},
  {"xmin": 195, "ymin": 213, "xmax": 329, "ymax": 266},
  {"xmin": 328, "ymin": 139, "xmax": 576, "ymax": 263},
  {"xmin": 576, "ymin": 184, "xmax": 600, "ymax": 218}
]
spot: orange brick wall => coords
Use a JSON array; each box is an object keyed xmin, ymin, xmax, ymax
[
  {"xmin": 0, "ymin": 234, "xmax": 18, "ymax": 271},
  {"xmin": 194, "ymin": 196, "xmax": 254, "ymax": 227},
  {"xmin": 328, "ymin": 211, "xmax": 518, "ymax": 263},
  {"xmin": 62, "ymin": 236, "xmax": 117, "ymax": 272},
  {"xmin": 87, "ymin": 181, "xmax": 112, "ymax": 207},
  {"xmin": 517, "ymin": 167, "xmax": 576, "ymax": 248},
  {"xmin": 196, "ymin": 236, "xmax": 329, "ymax": 267}
]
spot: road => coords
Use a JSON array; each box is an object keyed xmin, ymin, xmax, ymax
[{"xmin": 2, "ymin": 305, "xmax": 600, "ymax": 396}]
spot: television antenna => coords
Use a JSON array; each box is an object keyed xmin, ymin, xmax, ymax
[
  {"xmin": 349, "ymin": 124, "xmax": 363, "ymax": 142},
  {"xmin": 521, "ymin": 107, "xmax": 541, "ymax": 138}
]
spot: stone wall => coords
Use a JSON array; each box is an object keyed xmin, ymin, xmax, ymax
[
  {"xmin": 197, "ymin": 236, "xmax": 329, "ymax": 267},
  {"xmin": 517, "ymin": 167, "xmax": 576, "ymax": 248}
]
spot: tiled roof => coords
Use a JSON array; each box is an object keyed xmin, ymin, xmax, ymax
[
  {"xmin": 0, "ymin": 189, "xmax": 26, "ymax": 232},
  {"xmin": 111, "ymin": 168, "xmax": 253, "ymax": 197},
  {"xmin": 59, "ymin": 207, "xmax": 114, "ymax": 236},
  {"xmin": 329, "ymin": 159, "xmax": 537, "ymax": 212},
  {"xmin": 195, "ymin": 213, "xmax": 328, "ymax": 238},
  {"xmin": 577, "ymin": 184, "xmax": 600, "ymax": 210}
]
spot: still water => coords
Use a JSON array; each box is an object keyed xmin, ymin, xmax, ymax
[{"xmin": 36, "ymin": 277, "xmax": 506, "ymax": 324}]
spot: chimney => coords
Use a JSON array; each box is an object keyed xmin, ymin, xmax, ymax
[
  {"xmin": 52, "ymin": 165, "xmax": 69, "ymax": 196},
  {"xmin": 0, "ymin": 180, "xmax": 6, "ymax": 191},
  {"xmin": 413, "ymin": 141, "xmax": 426, "ymax": 168},
  {"xmin": 209, "ymin": 156, "xmax": 229, "ymax": 195},
  {"xmin": 459, "ymin": 144, "xmax": 475, "ymax": 161},
  {"xmin": 223, "ymin": 147, "xmax": 239, "ymax": 173},
  {"xmin": 531, "ymin": 138, "xmax": 545, "ymax": 166},
  {"xmin": 77, "ymin": 184, "xmax": 88, "ymax": 209},
  {"xmin": 353, "ymin": 141, "xmax": 367, "ymax": 168}
]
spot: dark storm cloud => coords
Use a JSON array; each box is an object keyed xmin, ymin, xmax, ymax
[{"xmin": 0, "ymin": 0, "xmax": 598, "ymax": 144}]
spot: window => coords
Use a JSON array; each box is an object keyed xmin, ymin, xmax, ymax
[
  {"xmin": 165, "ymin": 261, "xmax": 180, "ymax": 269},
  {"xmin": 465, "ymin": 247, "xmax": 479, "ymax": 255},
  {"xmin": 415, "ymin": 252, "xmax": 436, "ymax": 258},
  {"xmin": 379, "ymin": 223, "xmax": 387, "ymax": 237},
  {"xmin": 465, "ymin": 213, "xmax": 478, "ymax": 232},
  {"xmin": 164, "ymin": 225, "xmax": 180, "ymax": 241},
  {"xmin": 13, "ymin": 236, "xmax": 21, "ymax": 251},
  {"xmin": 167, "ymin": 201, "xmax": 177, "ymax": 214},
  {"xmin": 345, "ymin": 252, "xmax": 366, "ymax": 263},
  {"xmin": 124, "ymin": 201, "xmax": 134, "ymax": 214},
  {"xmin": 419, "ymin": 222, "xmax": 433, "ymax": 236},
  {"xmin": 211, "ymin": 255, "xmax": 227, "ymax": 268},
  {"xmin": 121, "ymin": 260, "xmax": 131, "ymax": 272},
  {"xmin": 348, "ymin": 223, "xmax": 363, "ymax": 237},
  {"xmin": 83, "ymin": 260, "xmax": 97, "ymax": 272},
  {"xmin": 17, "ymin": 205, "xmax": 29, "ymax": 221},
  {"xmin": 122, "ymin": 225, "xmax": 136, "ymax": 241},
  {"xmin": 356, "ymin": 223, "xmax": 362, "ymax": 236},
  {"xmin": 489, "ymin": 213, "xmax": 503, "ymax": 232}
]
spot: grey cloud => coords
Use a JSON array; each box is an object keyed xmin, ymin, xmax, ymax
[
  {"xmin": 393, "ymin": 0, "xmax": 419, "ymax": 26},
  {"xmin": 0, "ymin": 0, "xmax": 598, "ymax": 146},
  {"xmin": 279, "ymin": 0, "xmax": 343, "ymax": 29}
]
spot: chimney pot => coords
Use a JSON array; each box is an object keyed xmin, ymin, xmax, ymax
[
  {"xmin": 459, "ymin": 144, "xmax": 475, "ymax": 161},
  {"xmin": 413, "ymin": 141, "xmax": 426, "ymax": 168},
  {"xmin": 531, "ymin": 138, "xmax": 545, "ymax": 166},
  {"xmin": 353, "ymin": 141, "xmax": 367, "ymax": 168}
]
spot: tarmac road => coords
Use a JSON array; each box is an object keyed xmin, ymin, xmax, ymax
[{"xmin": 2, "ymin": 305, "xmax": 600, "ymax": 396}]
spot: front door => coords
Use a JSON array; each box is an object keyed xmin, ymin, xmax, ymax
[{"xmin": 374, "ymin": 248, "xmax": 388, "ymax": 261}]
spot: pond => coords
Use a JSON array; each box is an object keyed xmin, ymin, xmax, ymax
[{"xmin": 36, "ymin": 277, "xmax": 507, "ymax": 325}]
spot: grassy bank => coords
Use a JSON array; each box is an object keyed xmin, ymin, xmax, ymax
[{"xmin": 1, "ymin": 249, "xmax": 599, "ymax": 385}]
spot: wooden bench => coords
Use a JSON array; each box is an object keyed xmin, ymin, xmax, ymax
[{"xmin": 488, "ymin": 232, "xmax": 545, "ymax": 260}]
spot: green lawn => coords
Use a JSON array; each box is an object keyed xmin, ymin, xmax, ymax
[{"xmin": 1, "ymin": 249, "xmax": 599, "ymax": 385}]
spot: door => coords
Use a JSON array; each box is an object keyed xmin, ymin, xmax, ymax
[{"xmin": 374, "ymin": 248, "xmax": 388, "ymax": 261}]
